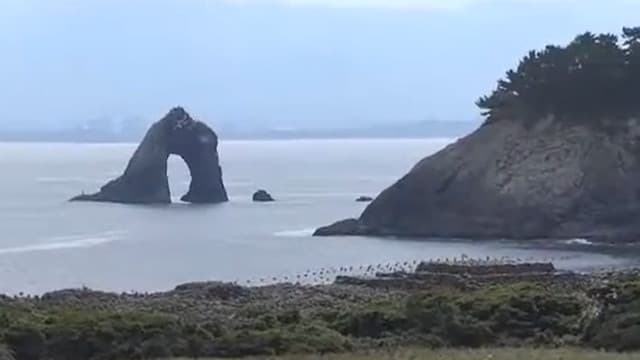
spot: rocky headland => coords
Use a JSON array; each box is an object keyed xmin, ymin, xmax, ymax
[
  {"xmin": 315, "ymin": 117, "xmax": 640, "ymax": 241},
  {"xmin": 70, "ymin": 107, "xmax": 228, "ymax": 204},
  {"xmin": 316, "ymin": 28, "xmax": 640, "ymax": 242}
]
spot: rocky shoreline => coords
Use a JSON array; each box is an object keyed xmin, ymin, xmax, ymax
[{"xmin": 2, "ymin": 260, "xmax": 640, "ymax": 359}]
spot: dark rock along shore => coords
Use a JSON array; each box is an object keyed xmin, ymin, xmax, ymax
[
  {"xmin": 70, "ymin": 107, "xmax": 228, "ymax": 204},
  {"xmin": 315, "ymin": 117, "xmax": 640, "ymax": 242}
]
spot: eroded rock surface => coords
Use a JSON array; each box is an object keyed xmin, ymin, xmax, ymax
[
  {"xmin": 71, "ymin": 107, "xmax": 228, "ymax": 204},
  {"xmin": 316, "ymin": 118, "xmax": 640, "ymax": 241}
]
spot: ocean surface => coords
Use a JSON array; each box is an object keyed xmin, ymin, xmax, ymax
[{"xmin": 1, "ymin": 139, "xmax": 638, "ymax": 294}]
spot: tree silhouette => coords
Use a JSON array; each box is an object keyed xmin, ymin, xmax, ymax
[{"xmin": 478, "ymin": 27, "xmax": 640, "ymax": 124}]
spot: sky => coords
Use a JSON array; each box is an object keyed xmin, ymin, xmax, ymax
[{"xmin": 1, "ymin": 0, "xmax": 639, "ymax": 130}]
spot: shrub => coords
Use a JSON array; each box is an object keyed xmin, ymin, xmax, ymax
[
  {"xmin": 585, "ymin": 280, "xmax": 640, "ymax": 351},
  {"xmin": 215, "ymin": 324, "xmax": 352, "ymax": 357},
  {"xmin": 405, "ymin": 283, "xmax": 584, "ymax": 347},
  {"xmin": 4, "ymin": 325, "xmax": 45, "ymax": 360},
  {"xmin": 0, "ymin": 344, "xmax": 15, "ymax": 360},
  {"xmin": 331, "ymin": 308, "xmax": 409, "ymax": 338}
]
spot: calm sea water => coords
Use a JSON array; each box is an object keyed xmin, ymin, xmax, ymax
[{"xmin": 0, "ymin": 139, "xmax": 636, "ymax": 294}]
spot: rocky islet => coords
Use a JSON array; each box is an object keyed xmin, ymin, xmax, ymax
[{"xmin": 71, "ymin": 107, "xmax": 228, "ymax": 204}]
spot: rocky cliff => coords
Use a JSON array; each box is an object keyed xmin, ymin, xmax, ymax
[
  {"xmin": 71, "ymin": 107, "xmax": 228, "ymax": 204},
  {"xmin": 315, "ymin": 117, "xmax": 640, "ymax": 242}
]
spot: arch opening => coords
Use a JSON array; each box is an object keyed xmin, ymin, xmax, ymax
[
  {"xmin": 166, "ymin": 123, "xmax": 227, "ymax": 204},
  {"xmin": 167, "ymin": 155, "xmax": 191, "ymax": 203}
]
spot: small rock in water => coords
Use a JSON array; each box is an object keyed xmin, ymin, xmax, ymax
[
  {"xmin": 253, "ymin": 189, "xmax": 275, "ymax": 202},
  {"xmin": 356, "ymin": 196, "xmax": 373, "ymax": 202}
]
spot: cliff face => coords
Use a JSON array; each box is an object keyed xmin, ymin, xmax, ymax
[
  {"xmin": 316, "ymin": 117, "xmax": 640, "ymax": 241},
  {"xmin": 71, "ymin": 107, "xmax": 228, "ymax": 204}
]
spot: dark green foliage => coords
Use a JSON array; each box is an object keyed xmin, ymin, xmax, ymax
[
  {"xmin": 0, "ymin": 308, "xmax": 205, "ymax": 360},
  {"xmin": 404, "ymin": 283, "xmax": 583, "ymax": 347},
  {"xmin": 0, "ymin": 344, "xmax": 15, "ymax": 360},
  {"xmin": 4, "ymin": 325, "xmax": 45, "ymax": 360},
  {"xmin": 331, "ymin": 308, "xmax": 409, "ymax": 338},
  {"xmin": 478, "ymin": 27, "xmax": 640, "ymax": 123},
  {"xmin": 3, "ymin": 279, "xmax": 640, "ymax": 359},
  {"xmin": 215, "ymin": 325, "xmax": 352, "ymax": 357},
  {"xmin": 277, "ymin": 309, "xmax": 302, "ymax": 325},
  {"xmin": 43, "ymin": 312, "xmax": 186, "ymax": 360},
  {"xmin": 0, "ymin": 304, "xmax": 350, "ymax": 359},
  {"xmin": 324, "ymin": 283, "xmax": 585, "ymax": 349},
  {"xmin": 585, "ymin": 280, "xmax": 640, "ymax": 351}
]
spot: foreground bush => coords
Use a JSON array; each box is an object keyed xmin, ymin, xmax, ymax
[
  {"xmin": 0, "ymin": 344, "xmax": 15, "ymax": 360},
  {"xmin": 2, "ymin": 277, "xmax": 640, "ymax": 359},
  {"xmin": 327, "ymin": 283, "xmax": 586, "ymax": 348},
  {"xmin": 584, "ymin": 280, "xmax": 640, "ymax": 351},
  {"xmin": 176, "ymin": 347, "xmax": 640, "ymax": 360}
]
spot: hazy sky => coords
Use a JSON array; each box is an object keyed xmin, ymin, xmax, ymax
[{"xmin": 1, "ymin": 0, "xmax": 639, "ymax": 129}]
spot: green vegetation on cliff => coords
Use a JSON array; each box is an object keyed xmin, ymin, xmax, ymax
[
  {"xmin": 1, "ymin": 273, "xmax": 640, "ymax": 360},
  {"xmin": 477, "ymin": 27, "xmax": 640, "ymax": 122}
]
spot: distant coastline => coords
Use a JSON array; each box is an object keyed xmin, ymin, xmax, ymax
[{"xmin": 0, "ymin": 120, "xmax": 479, "ymax": 143}]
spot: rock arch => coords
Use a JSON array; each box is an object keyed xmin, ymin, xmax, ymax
[{"xmin": 71, "ymin": 107, "xmax": 228, "ymax": 204}]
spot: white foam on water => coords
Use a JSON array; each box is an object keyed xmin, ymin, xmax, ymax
[
  {"xmin": 274, "ymin": 228, "xmax": 316, "ymax": 237},
  {"xmin": 565, "ymin": 238, "xmax": 593, "ymax": 245},
  {"xmin": 0, "ymin": 231, "xmax": 124, "ymax": 255}
]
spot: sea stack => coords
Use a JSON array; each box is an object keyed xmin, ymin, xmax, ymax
[
  {"xmin": 71, "ymin": 107, "xmax": 228, "ymax": 204},
  {"xmin": 315, "ymin": 27, "xmax": 640, "ymax": 242}
]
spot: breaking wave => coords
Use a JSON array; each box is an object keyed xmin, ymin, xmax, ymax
[
  {"xmin": 274, "ymin": 228, "xmax": 316, "ymax": 237},
  {"xmin": 565, "ymin": 238, "xmax": 593, "ymax": 245},
  {"xmin": 0, "ymin": 231, "xmax": 125, "ymax": 255}
]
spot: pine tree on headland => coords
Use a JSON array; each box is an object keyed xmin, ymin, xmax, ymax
[{"xmin": 477, "ymin": 26, "xmax": 640, "ymax": 124}]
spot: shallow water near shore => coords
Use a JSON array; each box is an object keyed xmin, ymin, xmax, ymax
[{"xmin": 0, "ymin": 139, "xmax": 638, "ymax": 295}]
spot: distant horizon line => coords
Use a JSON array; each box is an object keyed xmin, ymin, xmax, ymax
[
  {"xmin": 0, "ymin": 136, "xmax": 460, "ymax": 145},
  {"xmin": 1, "ymin": 118, "xmax": 483, "ymax": 132}
]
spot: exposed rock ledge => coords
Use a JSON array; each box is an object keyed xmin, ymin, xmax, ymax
[
  {"xmin": 71, "ymin": 107, "xmax": 228, "ymax": 204},
  {"xmin": 315, "ymin": 117, "xmax": 640, "ymax": 242}
]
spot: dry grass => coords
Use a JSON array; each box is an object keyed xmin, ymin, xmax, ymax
[{"xmin": 178, "ymin": 348, "xmax": 639, "ymax": 360}]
